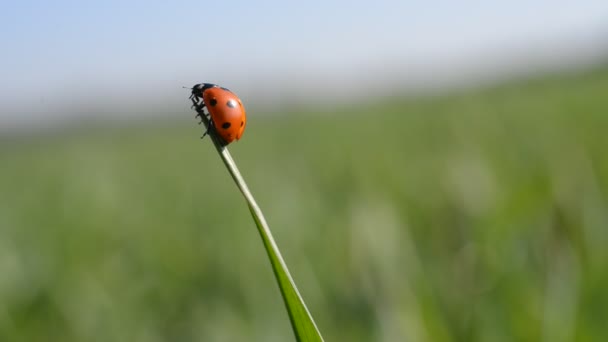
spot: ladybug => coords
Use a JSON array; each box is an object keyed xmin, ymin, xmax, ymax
[{"xmin": 190, "ymin": 83, "xmax": 246, "ymax": 145}]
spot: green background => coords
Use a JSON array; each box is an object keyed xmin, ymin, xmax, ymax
[{"xmin": 1, "ymin": 66, "xmax": 607, "ymax": 341}]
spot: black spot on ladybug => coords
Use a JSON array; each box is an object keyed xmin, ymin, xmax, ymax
[
  {"xmin": 222, "ymin": 122, "xmax": 231, "ymax": 129},
  {"xmin": 209, "ymin": 98, "xmax": 217, "ymax": 106},
  {"xmin": 226, "ymin": 100, "xmax": 237, "ymax": 108},
  {"xmin": 240, "ymin": 121, "xmax": 244, "ymax": 127}
]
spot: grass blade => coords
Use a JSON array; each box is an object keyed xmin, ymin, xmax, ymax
[{"xmin": 191, "ymin": 99, "xmax": 324, "ymax": 341}]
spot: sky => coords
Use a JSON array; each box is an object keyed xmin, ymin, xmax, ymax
[{"xmin": 1, "ymin": 1, "xmax": 608, "ymax": 128}]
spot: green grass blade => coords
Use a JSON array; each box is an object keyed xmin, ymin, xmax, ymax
[
  {"xmin": 247, "ymin": 203, "xmax": 324, "ymax": 342},
  {"xmin": 192, "ymin": 99, "xmax": 324, "ymax": 341}
]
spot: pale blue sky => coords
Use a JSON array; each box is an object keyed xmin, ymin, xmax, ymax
[{"xmin": 1, "ymin": 1, "xmax": 607, "ymax": 126}]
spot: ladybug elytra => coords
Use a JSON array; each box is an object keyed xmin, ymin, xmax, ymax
[{"xmin": 190, "ymin": 83, "xmax": 246, "ymax": 145}]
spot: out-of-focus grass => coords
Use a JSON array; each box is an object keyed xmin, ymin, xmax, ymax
[{"xmin": 1, "ymin": 66, "xmax": 608, "ymax": 341}]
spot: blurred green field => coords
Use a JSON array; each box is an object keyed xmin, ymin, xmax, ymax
[{"xmin": 1, "ymin": 66, "xmax": 608, "ymax": 341}]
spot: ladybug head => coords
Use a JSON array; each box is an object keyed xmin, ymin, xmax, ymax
[{"xmin": 191, "ymin": 83, "xmax": 217, "ymax": 98}]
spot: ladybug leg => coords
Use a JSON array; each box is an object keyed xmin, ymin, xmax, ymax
[
  {"xmin": 200, "ymin": 121, "xmax": 213, "ymax": 139},
  {"xmin": 191, "ymin": 98, "xmax": 206, "ymax": 123},
  {"xmin": 190, "ymin": 96, "xmax": 205, "ymax": 109},
  {"xmin": 191, "ymin": 102, "xmax": 205, "ymax": 110},
  {"xmin": 190, "ymin": 97, "xmax": 213, "ymax": 140},
  {"xmin": 194, "ymin": 110, "xmax": 211, "ymax": 124}
]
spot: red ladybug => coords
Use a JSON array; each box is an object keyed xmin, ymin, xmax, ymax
[{"xmin": 191, "ymin": 83, "xmax": 247, "ymax": 144}]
